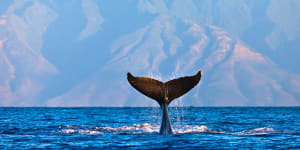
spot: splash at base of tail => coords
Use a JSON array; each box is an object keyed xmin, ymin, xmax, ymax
[{"xmin": 127, "ymin": 70, "xmax": 202, "ymax": 134}]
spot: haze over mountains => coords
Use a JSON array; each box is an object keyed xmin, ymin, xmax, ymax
[{"xmin": 0, "ymin": 0, "xmax": 299, "ymax": 106}]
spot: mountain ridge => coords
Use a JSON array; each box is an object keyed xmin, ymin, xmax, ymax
[{"xmin": 0, "ymin": 0, "xmax": 299, "ymax": 106}]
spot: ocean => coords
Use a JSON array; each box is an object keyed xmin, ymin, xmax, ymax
[{"xmin": 0, "ymin": 107, "xmax": 299, "ymax": 149}]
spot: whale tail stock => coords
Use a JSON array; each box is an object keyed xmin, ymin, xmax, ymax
[{"xmin": 126, "ymin": 70, "xmax": 202, "ymax": 134}]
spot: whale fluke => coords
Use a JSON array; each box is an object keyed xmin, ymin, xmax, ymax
[
  {"xmin": 127, "ymin": 70, "xmax": 202, "ymax": 134},
  {"xmin": 127, "ymin": 73, "xmax": 165, "ymax": 105},
  {"xmin": 165, "ymin": 70, "xmax": 202, "ymax": 104}
]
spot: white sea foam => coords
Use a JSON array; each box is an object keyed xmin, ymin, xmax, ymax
[
  {"xmin": 233, "ymin": 127, "xmax": 276, "ymax": 135},
  {"xmin": 60, "ymin": 123, "xmax": 159, "ymax": 135},
  {"xmin": 62, "ymin": 129, "xmax": 76, "ymax": 134},
  {"xmin": 61, "ymin": 129, "xmax": 103, "ymax": 135},
  {"xmin": 173, "ymin": 125, "xmax": 213, "ymax": 134},
  {"xmin": 96, "ymin": 123, "xmax": 160, "ymax": 134},
  {"xmin": 60, "ymin": 124, "xmax": 277, "ymax": 135}
]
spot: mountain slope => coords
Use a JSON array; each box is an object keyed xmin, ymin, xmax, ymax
[
  {"xmin": 47, "ymin": 20, "xmax": 300, "ymax": 106},
  {"xmin": 0, "ymin": 0, "xmax": 299, "ymax": 106},
  {"xmin": 0, "ymin": 2, "xmax": 58, "ymax": 106}
]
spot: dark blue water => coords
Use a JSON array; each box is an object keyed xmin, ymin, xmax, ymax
[{"xmin": 0, "ymin": 107, "xmax": 299, "ymax": 149}]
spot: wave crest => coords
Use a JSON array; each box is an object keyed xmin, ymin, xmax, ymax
[
  {"xmin": 234, "ymin": 127, "xmax": 276, "ymax": 135},
  {"xmin": 59, "ymin": 124, "xmax": 279, "ymax": 135}
]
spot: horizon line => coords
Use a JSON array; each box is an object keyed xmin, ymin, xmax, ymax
[{"xmin": 0, "ymin": 106, "xmax": 299, "ymax": 108}]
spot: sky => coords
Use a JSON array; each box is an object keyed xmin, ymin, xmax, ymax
[{"xmin": 0, "ymin": 0, "xmax": 300, "ymax": 106}]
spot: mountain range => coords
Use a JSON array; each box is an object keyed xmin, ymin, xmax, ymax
[{"xmin": 0, "ymin": 0, "xmax": 299, "ymax": 106}]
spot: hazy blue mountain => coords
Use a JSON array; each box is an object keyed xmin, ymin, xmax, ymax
[{"xmin": 0, "ymin": 0, "xmax": 299, "ymax": 106}]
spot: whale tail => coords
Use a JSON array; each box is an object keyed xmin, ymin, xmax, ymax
[
  {"xmin": 127, "ymin": 70, "xmax": 202, "ymax": 105},
  {"xmin": 127, "ymin": 70, "xmax": 202, "ymax": 134}
]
